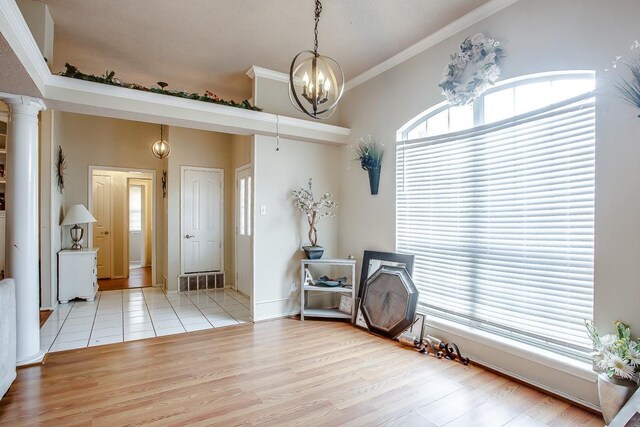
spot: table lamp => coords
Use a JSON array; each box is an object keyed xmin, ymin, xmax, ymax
[{"xmin": 61, "ymin": 204, "xmax": 97, "ymax": 250}]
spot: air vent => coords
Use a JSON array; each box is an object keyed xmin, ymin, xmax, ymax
[{"xmin": 179, "ymin": 272, "xmax": 225, "ymax": 292}]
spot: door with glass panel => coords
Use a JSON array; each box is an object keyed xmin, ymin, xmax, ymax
[{"xmin": 235, "ymin": 165, "xmax": 253, "ymax": 297}]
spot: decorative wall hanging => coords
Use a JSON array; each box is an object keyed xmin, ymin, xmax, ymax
[
  {"xmin": 354, "ymin": 136, "xmax": 383, "ymax": 195},
  {"xmin": 290, "ymin": 178, "xmax": 337, "ymax": 259},
  {"xmin": 55, "ymin": 145, "xmax": 66, "ymax": 193},
  {"xmin": 59, "ymin": 64, "xmax": 260, "ymax": 111},
  {"xmin": 439, "ymin": 33, "xmax": 504, "ymax": 106},
  {"xmin": 288, "ymin": 0, "xmax": 344, "ymax": 119},
  {"xmin": 152, "ymin": 125, "xmax": 171, "ymax": 159},
  {"xmin": 610, "ymin": 40, "xmax": 640, "ymax": 117},
  {"xmin": 162, "ymin": 170, "xmax": 167, "ymax": 198}
]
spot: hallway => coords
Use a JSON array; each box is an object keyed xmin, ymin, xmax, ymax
[{"xmin": 98, "ymin": 266, "xmax": 152, "ymax": 291}]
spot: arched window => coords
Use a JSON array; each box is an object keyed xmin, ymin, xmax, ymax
[{"xmin": 396, "ymin": 71, "xmax": 595, "ymax": 361}]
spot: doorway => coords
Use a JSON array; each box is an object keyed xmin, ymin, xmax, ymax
[
  {"xmin": 89, "ymin": 167, "xmax": 157, "ymax": 291},
  {"xmin": 235, "ymin": 164, "xmax": 253, "ymax": 297}
]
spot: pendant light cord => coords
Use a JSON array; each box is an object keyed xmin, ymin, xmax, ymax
[{"xmin": 313, "ymin": 0, "xmax": 322, "ymax": 53}]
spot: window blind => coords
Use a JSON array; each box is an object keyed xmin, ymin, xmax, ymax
[{"xmin": 396, "ymin": 93, "xmax": 595, "ymax": 360}]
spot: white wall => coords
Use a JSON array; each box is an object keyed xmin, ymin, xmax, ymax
[
  {"xmin": 253, "ymin": 135, "xmax": 340, "ymax": 320},
  {"xmin": 338, "ymin": 0, "xmax": 640, "ymax": 407}
]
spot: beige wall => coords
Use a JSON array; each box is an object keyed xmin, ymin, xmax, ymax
[
  {"xmin": 253, "ymin": 135, "xmax": 340, "ymax": 320},
  {"xmin": 56, "ymin": 112, "xmax": 165, "ymax": 282},
  {"xmin": 251, "ymin": 76, "xmax": 341, "ymax": 126},
  {"xmin": 165, "ymin": 126, "xmax": 234, "ymax": 291},
  {"xmin": 337, "ymin": 0, "xmax": 640, "ymax": 407}
]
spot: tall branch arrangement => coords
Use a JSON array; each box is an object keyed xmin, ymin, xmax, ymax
[
  {"xmin": 291, "ymin": 178, "xmax": 336, "ymax": 247},
  {"xmin": 59, "ymin": 63, "xmax": 261, "ymax": 111}
]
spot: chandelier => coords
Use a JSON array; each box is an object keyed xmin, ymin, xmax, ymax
[
  {"xmin": 151, "ymin": 124, "xmax": 171, "ymax": 159},
  {"xmin": 289, "ymin": 0, "xmax": 344, "ymax": 120}
]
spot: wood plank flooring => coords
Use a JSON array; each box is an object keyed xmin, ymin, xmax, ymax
[
  {"xmin": 98, "ymin": 266, "xmax": 152, "ymax": 291},
  {"xmin": 0, "ymin": 318, "xmax": 604, "ymax": 426}
]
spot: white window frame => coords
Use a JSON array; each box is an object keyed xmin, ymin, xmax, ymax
[{"xmin": 395, "ymin": 71, "xmax": 597, "ymax": 375}]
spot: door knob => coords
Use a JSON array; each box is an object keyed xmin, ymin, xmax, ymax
[
  {"xmin": 103, "ymin": 231, "xmax": 109, "ymax": 235},
  {"xmin": 185, "ymin": 234, "xmax": 194, "ymax": 239}
]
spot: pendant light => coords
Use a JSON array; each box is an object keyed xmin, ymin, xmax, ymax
[
  {"xmin": 289, "ymin": 0, "xmax": 344, "ymax": 120},
  {"xmin": 151, "ymin": 124, "xmax": 171, "ymax": 159}
]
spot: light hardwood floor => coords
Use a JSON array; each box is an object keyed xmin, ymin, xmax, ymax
[{"xmin": 0, "ymin": 319, "xmax": 603, "ymax": 426}]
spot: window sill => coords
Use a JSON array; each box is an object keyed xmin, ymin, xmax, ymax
[{"xmin": 424, "ymin": 316, "xmax": 597, "ymax": 382}]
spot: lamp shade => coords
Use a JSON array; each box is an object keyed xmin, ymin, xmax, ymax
[{"xmin": 62, "ymin": 204, "xmax": 97, "ymax": 225}]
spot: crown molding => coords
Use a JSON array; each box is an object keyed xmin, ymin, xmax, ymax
[
  {"xmin": 345, "ymin": 0, "xmax": 521, "ymax": 92},
  {"xmin": 0, "ymin": 0, "xmax": 50, "ymax": 95},
  {"xmin": 246, "ymin": 66, "xmax": 290, "ymax": 84}
]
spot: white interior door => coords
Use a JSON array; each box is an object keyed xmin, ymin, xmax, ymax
[
  {"xmin": 235, "ymin": 166, "xmax": 253, "ymax": 297},
  {"xmin": 92, "ymin": 174, "xmax": 112, "ymax": 279},
  {"xmin": 182, "ymin": 167, "xmax": 223, "ymax": 274}
]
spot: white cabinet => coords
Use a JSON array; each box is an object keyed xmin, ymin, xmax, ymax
[
  {"xmin": 58, "ymin": 249, "xmax": 99, "ymax": 303},
  {"xmin": 300, "ymin": 258, "xmax": 356, "ymax": 321}
]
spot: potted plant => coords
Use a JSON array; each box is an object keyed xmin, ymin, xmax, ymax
[
  {"xmin": 291, "ymin": 178, "xmax": 336, "ymax": 259},
  {"xmin": 354, "ymin": 136, "xmax": 383, "ymax": 195},
  {"xmin": 585, "ymin": 320, "xmax": 640, "ymax": 424}
]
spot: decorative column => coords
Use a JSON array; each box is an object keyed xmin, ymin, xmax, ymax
[{"xmin": 3, "ymin": 95, "xmax": 45, "ymax": 365}]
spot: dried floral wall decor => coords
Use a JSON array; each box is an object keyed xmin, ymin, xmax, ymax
[
  {"xmin": 56, "ymin": 145, "xmax": 66, "ymax": 193},
  {"xmin": 439, "ymin": 33, "xmax": 504, "ymax": 106},
  {"xmin": 59, "ymin": 64, "xmax": 261, "ymax": 111}
]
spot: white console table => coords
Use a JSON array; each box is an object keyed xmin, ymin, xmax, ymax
[
  {"xmin": 58, "ymin": 248, "xmax": 99, "ymax": 303},
  {"xmin": 300, "ymin": 258, "xmax": 356, "ymax": 321}
]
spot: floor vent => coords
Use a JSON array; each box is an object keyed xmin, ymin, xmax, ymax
[{"xmin": 179, "ymin": 272, "xmax": 225, "ymax": 292}]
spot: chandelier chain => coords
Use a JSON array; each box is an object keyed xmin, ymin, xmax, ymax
[{"xmin": 313, "ymin": 0, "xmax": 322, "ymax": 53}]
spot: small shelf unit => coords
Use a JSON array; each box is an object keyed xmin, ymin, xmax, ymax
[{"xmin": 300, "ymin": 258, "xmax": 357, "ymax": 321}]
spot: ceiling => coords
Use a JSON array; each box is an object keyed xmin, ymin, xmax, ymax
[{"xmin": 40, "ymin": 0, "xmax": 489, "ymax": 102}]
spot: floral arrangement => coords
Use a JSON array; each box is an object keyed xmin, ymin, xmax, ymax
[
  {"xmin": 291, "ymin": 178, "xmax": 336, "ymax": 247},
  {"xmin": 439, "ymin": 33, "xmax": 504, "ymax": 106},
  {"xmin": 586, "ymin": 320, "xmax": 640, "ymax": 382},
  {"xmin": 610, "ymin": 41, "xmax": 640, "ymax": 115},
  {"xmin": 354, "ymin": 135, "xmax": 383, "ymax": 172},
  {"xmin": 59, "ymin": 63, "xmax": 261, "ymax": 111}
]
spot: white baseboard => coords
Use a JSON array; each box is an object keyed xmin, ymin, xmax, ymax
[
  {"xmin": 253, "ymin": 297, "xmax": 300, "ymax": 322},
  {"xmin": 472, "ymin": 356, "xmax": 601, "ymax": 412}
]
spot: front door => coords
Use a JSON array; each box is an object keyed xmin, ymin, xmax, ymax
[
  {"xmin": 235, "ymin": 166, "xmax": 253, "ymax": 297},
  {"xmin": 182, "ymin": 167, "xmax": 223, "ymax": 274},
  {"xmin": 92, "ymin": 174, "xmax": 112, "ymax": 279}
]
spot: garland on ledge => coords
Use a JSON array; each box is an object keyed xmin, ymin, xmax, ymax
[{"xmin": 59, "ymin": 63, "xmax": 261, "ymax": 111}]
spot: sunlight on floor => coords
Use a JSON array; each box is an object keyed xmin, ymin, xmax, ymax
[{"xmin": 40, "ymin": 288, "xmax": 251, "ymax": 353}]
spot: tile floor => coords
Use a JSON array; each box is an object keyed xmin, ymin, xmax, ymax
[{"xmin": 40, "ymin": 287, "xmax": 251, "ymax": 353}]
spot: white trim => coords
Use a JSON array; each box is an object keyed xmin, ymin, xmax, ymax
[
  {"xmin": 345, "ymin": 0, "xmax": 521, "ymax": 91},
  {"xmin": 180, "ymin": 166, "xmax": 225, "ymax": 275},
  {"xmin": 246, "ymin": 66, "xmax": 289, "ymax": 84},
  {"xmin": 471, "ymin": 357, "xmax": 601, "ymax": 412},
  {"xmin": 425, "ymin": 316, "xmax": 598, "ymax": 382},
  {"xmin": 0, "ymin": 1, "xmax": 49, "ymax": 94},
  {"xmin": 87, "ymin": 166, "xmax": 158, "ymax": 287}
]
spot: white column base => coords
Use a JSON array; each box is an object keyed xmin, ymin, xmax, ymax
[{"xmin": 16, "ymin": 349, "xmax": 45, "ymax": 366}]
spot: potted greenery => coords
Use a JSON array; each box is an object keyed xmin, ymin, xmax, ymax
[
  {"xmin": 291, "ymin": 178, "xmax": 337, "ymax": 259},
  {"xmin": 586, "ymin": 320, "xmax": 640, "ymax": 424},
  {"xmin": 354, "ymin": 136, "xmax": 384, "ymax": 195}
]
